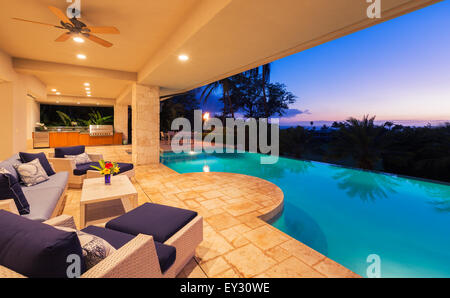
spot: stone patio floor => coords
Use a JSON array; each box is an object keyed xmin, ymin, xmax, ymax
[{"xmin": 30, "ymin": 145, "xmax": 359, "ymax": 278}]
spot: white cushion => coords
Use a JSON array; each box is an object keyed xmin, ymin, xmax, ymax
[
  {"xmin": 64, "ymin": 152, "xmax": 92, "ymax": 165},
  {"xmin": 14, "ymin": 158, "xmax": 49, "ymax": 187}
]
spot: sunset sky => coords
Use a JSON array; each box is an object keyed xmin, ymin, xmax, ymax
[{"xmin": 271, "ymin": 1, "xmax": 450, "ymax": 126}]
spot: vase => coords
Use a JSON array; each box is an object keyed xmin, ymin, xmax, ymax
[{"xmin": 104, "ymin": 174, "xmax": 111, "ymax": 185}]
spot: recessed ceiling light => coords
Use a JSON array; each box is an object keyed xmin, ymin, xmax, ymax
[
  {"xmin": 85, "ymin": 87, "xmax": 90, "ymax": 91},
  {"xmin": 56, "ymin": 101, "xmax": 60, "ymax": 104},
  {"xmin": 178, "ymin": 54, "xmax": 189, "ymax": 61},
  {"xmin": 76, "ymin": 54, "xmax": 86, "ymax": 60},
  {"xmin": 77, "ymin": 102, "xmax": 80, "ymax": 105},
  {"xmin": 96, "ymin": 103, "xmax": 99, "ymax": 106},
  {"xmin": 84, "ymin": 83, "xmax": 90, "ymax": 87},
  {"xmin": 87, "ymin": 94, "xmax": 91, "ymax": 97},
  {"xmin": 56, "ymin": 92, "xmax": 61, "ymax": 95},
  {"xmin": 73, "ymin": 37, "xmax": 84, "ymax": 43},
  {"xmin": 51, "ymin": 88, "xmax": 57, "ymax": 92}
]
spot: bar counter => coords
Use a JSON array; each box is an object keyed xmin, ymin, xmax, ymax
[{"xmin": 33, "ymin": 131, "xmax": 123, "ymax": 148}]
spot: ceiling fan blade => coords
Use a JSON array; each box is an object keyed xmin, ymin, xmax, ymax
[
  {"xmin": 85, "ymin": 26, "xmax": 120, "ymax": 34},
  {"xmin": 55, "ymin": 33, "xmax": 71, "ymax": 42},
  {"xmin": 12, "ymin": 17, "xmax": 59, "ymax": 28},
  {"xmin": 86, "ymin": 34, "xmax": 113, "ymax": 48},
  {"xmin": 48, "ymin": 6, "xmax": 71, "ymax": 24}
]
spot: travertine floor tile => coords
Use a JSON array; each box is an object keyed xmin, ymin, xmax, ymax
[
  {"xmin": 201, "ymin": 257, "xmax": 232, "ymax": 277},
  {"xmin": 243, "ymin": 226, "xmax": 290, "ymax": 250},
  {"xmin": 280, "ymin": 239, "xmax": 325, "ymax": 266},
  {"xmin": 262, "ymin": 257, "xmax": 325, "ymax": 278},
  {"xmin": 224, "ymin": 244, "xmax": 277, "ymax": 277}
]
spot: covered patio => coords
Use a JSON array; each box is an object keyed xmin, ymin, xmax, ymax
[
  {"xmin": 28, "ymin": 145, "xmax": 358, "ymax": 278},
  {"xmin": 0, "ymin": 0, "xmax": 442, "ymax": 278}
]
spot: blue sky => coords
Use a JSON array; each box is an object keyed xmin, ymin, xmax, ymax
[
  {"xmin": 201, "ymin": 1, "xmax": 449, "ymax": 126},
  {"xmin": 271, "ymin": 0, "xmax": 450, "ymax": 125}
]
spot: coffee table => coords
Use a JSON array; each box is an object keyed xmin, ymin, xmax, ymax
[{"xmin": 80, "ymin": 175, "xmax": 138, "ymax": 228}]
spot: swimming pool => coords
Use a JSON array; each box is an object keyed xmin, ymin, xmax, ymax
[{"xmin": 161, "ymin": 151, "xmax": 450, "ymax": 277}]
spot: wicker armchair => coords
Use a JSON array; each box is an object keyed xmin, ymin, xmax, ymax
[
  {"xmin": 47, "ymin": 153, "xmax": 135, "ymax": 188},
  {"xmin": 0, "ymin": 200, "xmax": 19, "ymax": 215},
  {"xmin": 0, "ymin": 215, "xmax": 175, "ymax": 278}
]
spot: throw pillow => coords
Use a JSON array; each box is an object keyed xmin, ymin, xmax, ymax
[
  {"xmin": 14, "ymin": 159, "xmax": 49, "ymax": 187},
  {"xmin": 0, "ymin": 168, "xmax": 30, "ymax": 215},
  {"xmin": 55, "ymin": 226, "xmax": 116, "ymax": 270},
  {"xmin": 19, "ymin": 152, "xmax": 55, "ymax": 176},
  {"xmin": 64, "ymin": 152, "xmax": 92, "ymax": 165}
]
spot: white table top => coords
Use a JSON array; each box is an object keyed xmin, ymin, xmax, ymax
[{"xmin": 81, "ymin": 175, "xmax": 137, "ymax": 204}]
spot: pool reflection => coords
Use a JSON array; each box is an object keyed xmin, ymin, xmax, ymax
[{"xmin": 331, "ymin": 167, "xmax": 399, "ymax": 202}]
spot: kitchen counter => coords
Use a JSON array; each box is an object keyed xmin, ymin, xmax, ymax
[{"xmin": 33, "ymin": 131, "xmax": 123, "ymax": 148}]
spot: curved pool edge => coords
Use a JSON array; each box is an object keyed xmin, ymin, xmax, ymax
[{"xmin": 154, "ymin": 164, "xmax": 360, "ymax": 278}]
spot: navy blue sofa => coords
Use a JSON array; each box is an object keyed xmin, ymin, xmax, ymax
[
  {"xmin": 0, "ymin": 154, "xmax": 68, "ymax": 222},
  {"xmin": 0, "ymin": 211, "xmax": 177, "ymax": 278}
]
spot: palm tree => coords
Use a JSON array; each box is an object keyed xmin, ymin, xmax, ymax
[
  {"xmin": 244, "ymin": 63, "xmax": 271, "ymax": 118},
  {"xmin": 200, "ymin": 78, "xmax": 236, "ymax": 118},
  {"xmin": 330, "ymin": 115, "xmax": 387, "ymax": 170}
]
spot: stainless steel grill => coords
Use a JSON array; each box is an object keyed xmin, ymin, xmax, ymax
[{"xmin": 89, "ymin": 125, "xmax": 113, "ymax": 137}]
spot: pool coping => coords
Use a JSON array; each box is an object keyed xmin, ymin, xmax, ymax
[{"xmin": 158, "ymin": 165, "xmax": 360, "ymax": 278}]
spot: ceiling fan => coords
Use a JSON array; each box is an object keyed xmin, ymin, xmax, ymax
[{"xmin": 12, "ymin": 6, "xmax": 119, "ymax": 48}]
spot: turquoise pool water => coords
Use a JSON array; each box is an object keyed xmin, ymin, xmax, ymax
[{"xmin": 161, "ymin": 151, "xmax": 450, "ymax": 277}]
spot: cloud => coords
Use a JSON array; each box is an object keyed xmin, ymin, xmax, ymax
[{"xmin": 283, "ymin": 109, "xmax": 311, "ymax": 118}]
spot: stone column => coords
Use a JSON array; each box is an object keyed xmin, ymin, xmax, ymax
[
  {"xmin": 114, "ymin": 103, "xmax": 128, "ymax": 143},
  {"xmin": 131, "ymin": 84, "xmax": 160, "ymax": 165}
]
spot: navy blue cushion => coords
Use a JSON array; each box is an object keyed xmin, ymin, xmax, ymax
[
  {"xmin": 0, "ymin": 172, "xmax": 30, "ymax": 215},
  {"xmin": 19, "ymin": 152, "xmax": 55, "ymax": 176},
  {"xmin": 54, "ymin": 145, "xmax": 85, "ymax": 158},
  {"xmin": 106, "ymin": 203, "xmax": 197, "ymax": 243},
  {"xmin": 82, "ymin": 225, "xmax": 176, "ymax": 273},
  {"xmin": 0, "ymin": 210, "xmax": 85, "ymax": 278},
  {"xmin": 73, "ymin": 162, "xmax": 134, "ymax": 176}
]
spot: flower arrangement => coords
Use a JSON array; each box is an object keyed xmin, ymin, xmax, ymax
[
  {"xmin": 91, "ymin": 160, "xmax": 120, "ymax": 184},
  {"xmin": 35, "ymin": 122, "xmax": 48, "ymax": 131}
]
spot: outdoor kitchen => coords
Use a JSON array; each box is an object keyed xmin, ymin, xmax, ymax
[{"xmin": 32, "ymin": 105, "xmax": 125, "ymax": 148}]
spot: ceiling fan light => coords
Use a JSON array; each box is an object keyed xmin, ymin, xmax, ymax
[
  {"xmin": 76, "ymin": 54, "xmax": 86, "ymax": 60},
  {"xmin": 73, "ymin": 37, "xmax": 84, "ymax": 43}
]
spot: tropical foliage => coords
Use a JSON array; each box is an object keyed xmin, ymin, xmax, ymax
[
  {"xmin": 198, "ymin": 63, "xmax": 295, "ymax": 119},
  {"xmin": 160, "ymin": 90, "xmax": 200, "ymax": 132},
  {"xmin": 40, "ymin": 105, "xmax": 113, "ymax": 127},
  {"xmin": 329, "ymin": 115, "xmax": 387, "ymax": 169},
  {"xmin": 56, "ymin": 111, "xmax": 73, "ymax": 126},
  {"xmin": 78, "ymin": 110, "xmax": 113, "ymax": 126},
  {"xmin": 280, "ymin": 115, "xmax": 450, "ymax": 183}
]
